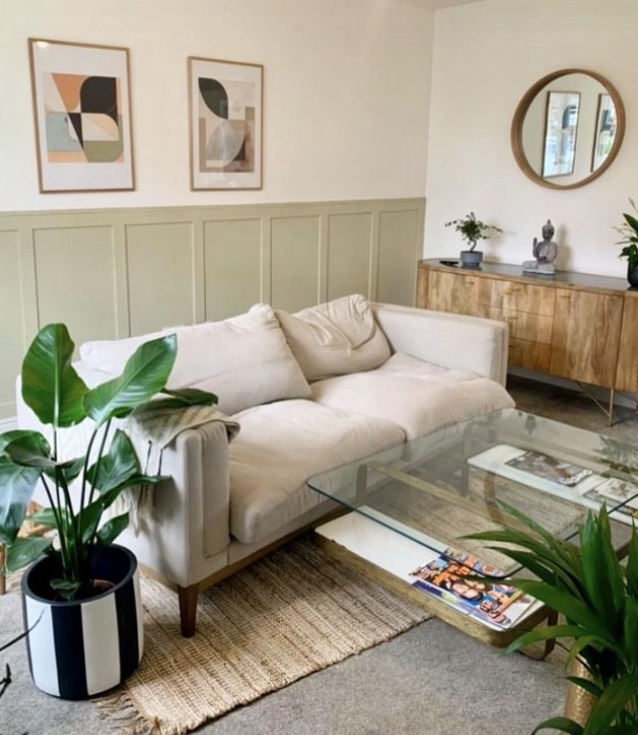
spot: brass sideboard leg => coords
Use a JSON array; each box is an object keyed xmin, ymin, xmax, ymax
[{"xmin": 574, "ymin": 381, "xmax": 615, "ymax": 426}]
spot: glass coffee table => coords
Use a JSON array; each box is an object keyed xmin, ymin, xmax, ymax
[{"xmin": 307, "ymin": 409, "xmax": 637, "ymax": 651}]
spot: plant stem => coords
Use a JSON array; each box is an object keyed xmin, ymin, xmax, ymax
[
  {"xmin": 87, "ymin": 420, "xmax": 112, "ymax": 510},
  {"xmin": 40, "ymin": 475, "xmax": 70, "ymax": 576},
  {"xmin": 55, "ymin": 467, "xmax": 80, "ymax": 586}
]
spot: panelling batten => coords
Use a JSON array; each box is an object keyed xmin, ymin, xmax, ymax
[{"xmin": 0, "ymin": 198, "xmax": 425, "ymax": 419}]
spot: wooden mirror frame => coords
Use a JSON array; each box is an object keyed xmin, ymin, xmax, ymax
[{"xmin": 511, "ymin": 68, "xmax": 626, "ymax": 190}]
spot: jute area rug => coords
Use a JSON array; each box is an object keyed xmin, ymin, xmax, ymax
[{"xmin": 96, "ymin": 538, "xmax": 431, "ymax": 734}]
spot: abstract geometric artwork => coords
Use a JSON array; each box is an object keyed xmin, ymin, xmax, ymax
[
  {"xmin": 189, "ymin": 57, "xmax": 263, "ymax": 190},
  {"xmin": 29, "ymin": 39, "xmax": 134, "ymax": 192}
]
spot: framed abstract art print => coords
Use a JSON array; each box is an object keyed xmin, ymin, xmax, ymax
[
  {"xmin": 29, "ymin": 38, "xmax": 135, "ymax": 193},
  {"xmin": 188, "ymin": 57, "xmax": 263, "ymax": 190}
]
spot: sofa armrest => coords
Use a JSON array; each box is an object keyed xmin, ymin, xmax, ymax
[
  {"xmin": 120, "ymin": 421, "xmax": 231, "ymax": 587},
  {"xmin": 371, "ymin": 303, "xmax": 509, "ymax": 386}
]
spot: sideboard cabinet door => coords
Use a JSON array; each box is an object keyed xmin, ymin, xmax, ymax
[
  {"xmin": 615, "ymin": 293, "xmax": 638, "ymax": 393},
  {"xmin": 550, "ymin": 289, "xmax": 623, "ymax": 388},
  {"xmin": 427, "ymin": 270, "xmax": 479, "ymax": 316}
]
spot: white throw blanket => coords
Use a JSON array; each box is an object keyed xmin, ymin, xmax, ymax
[{"xmin": 111, "ymin": 404, "xmax": 240, "ymax": 529}]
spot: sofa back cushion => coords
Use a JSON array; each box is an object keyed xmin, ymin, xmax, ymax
[
  {"xmin": 273, "ymin": 294, "xmax": 391, "ymax": 382},
  {"xmin": 79, "ymin": 304, "xmax": 311, "ymax": 415}
]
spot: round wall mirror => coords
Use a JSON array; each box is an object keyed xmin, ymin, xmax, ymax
[{"xmin": 511, "ymin": 69, "xmax": 625, "ymax": 190}]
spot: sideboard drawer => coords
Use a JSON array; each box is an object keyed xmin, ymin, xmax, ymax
[
  {"xmin": 479, "ymin": 278, "xmax": 555, "ymax": 317},
  {"xmin": 478, "ymin": 305, "xmax": 554, "ymax": 344},
  {"xmin": 508, "ymin": 339, "xmax": 552, "ymax": 373}
]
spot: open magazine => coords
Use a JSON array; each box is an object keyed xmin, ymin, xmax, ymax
[
  {"xmin": 468, "ymin": 445, "xmax": 638, "ymax": 520},
  {"xmin": 409, "ymin": 548, "xmax": 535, "ymax": 629}
]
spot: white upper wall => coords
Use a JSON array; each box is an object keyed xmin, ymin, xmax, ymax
[
  {"xmin": 424, "ymin": 0, "xmax": 638, "ymax": 277},
  {"xmin": 0, "ymin": 0, "xmax": 434, "ymax": 211}
]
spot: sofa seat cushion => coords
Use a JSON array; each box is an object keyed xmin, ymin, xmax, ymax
[
  {"xmin": 272, "ymin": 294, "xmax": 391, "ymax": 382},
  {"xmin": 228, "ymin": 399, "xmax": 405, "ymax": 544},
  {"xmin": 311, "ymin": 352, "xmax": 515, "ymax": 441},
  {"xmin": 79, "ymin": 304, "xmax": 311, "ymax": 415}
]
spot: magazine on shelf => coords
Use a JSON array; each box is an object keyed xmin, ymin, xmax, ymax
[
  {"xmin": 409, "ymin": 548, "xmax": 536, "ymax": 630},
  {"xmin": 505, "ymin": 450, "xmax": 592, "ymax": 486},
  {"xmin": 467, "ymin": 444, "xmax": 638, "ymax": 520}
]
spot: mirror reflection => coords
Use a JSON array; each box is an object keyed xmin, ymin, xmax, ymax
[{"xmin": 516, "ymin": 71, "xmax": 622, "ymax": 189}]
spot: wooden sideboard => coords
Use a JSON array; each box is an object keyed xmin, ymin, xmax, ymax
[{"xmin": 417, "ymin": 260, "xmax": 638, "ymax": 400}]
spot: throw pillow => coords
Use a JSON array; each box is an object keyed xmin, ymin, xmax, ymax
[
  {"xmin": 79, "ymin": 305, "xmax": 311, "ymax": 415},
  {"xmin": 272, "ymin": 294, "xmax": 391, "ymax": 382}
]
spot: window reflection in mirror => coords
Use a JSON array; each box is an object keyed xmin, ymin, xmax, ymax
[{"xmin": 512, "ymin": 70, "xmax": 624, "ymax": 190}]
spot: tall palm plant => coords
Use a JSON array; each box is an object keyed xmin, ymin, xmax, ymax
[{"xmin": 467, "ymin": 505, "xmax": 638, "ymax": 734}]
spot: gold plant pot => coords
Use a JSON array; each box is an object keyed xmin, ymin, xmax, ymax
[{"xmin": 564, "ymin": 659, "xmax": 596, "ymax": 726}]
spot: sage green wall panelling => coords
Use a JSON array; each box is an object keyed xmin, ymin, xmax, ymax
[
  {"xmin": 326, "ymin": 213, "xmax": 373, "ymax": 301},
  {"xmin": 377, "ymin": 209, "xmax": 422, "ymax": 306},
  {"xmin": 0, "ymin": 231, "xmax": 25, "ymax": 419},
  {"xmin": 34, "ymin": 226, "xmax": 119, "ymax": 348},
  {"xmin": 204, "ymin": 219, "xmax": 262, "ymax": 321},
  {"xmin": 0, "ymin": 198, "xmax": 425, "ymax": 419},
  {"xmin": 271, "ymin": 216, "xmax": 321, "ymax": 313},
  {"xmin": 126, "ymin": 223, "xmax": 196, "ymax": 335}
]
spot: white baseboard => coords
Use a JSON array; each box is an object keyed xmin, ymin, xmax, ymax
[{"xmin": 0, "ymin": 416, "xmax": 17, "ymax": 432}]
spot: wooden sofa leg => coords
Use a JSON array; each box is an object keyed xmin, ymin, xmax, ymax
[{"xmin": 178, "ymin": 584, "xmax": 200, "ymax": 638}]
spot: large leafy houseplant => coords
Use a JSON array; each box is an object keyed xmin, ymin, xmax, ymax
[
  {"xmin": 467, "ymin": 506, "xmax": 638, "ymax": 734},
  {"xmin": 615, "ymin": 198, "xmax": 638, "ymax": 270},
  {"xmin": 0, "ymin": 323, "xmax": 217, "ymax": 601}
]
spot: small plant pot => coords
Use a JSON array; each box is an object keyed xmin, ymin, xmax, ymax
[
  {"xmin": 22, "ymin": 544, "xmax": 143, "ymax": 699},
  {"xmin": 460, "ymin": 250, "xmax": 483, "ymax": 268},
  {"xmin": 628, "ymin": 264, "xmax": 638, "ymax": 288}
]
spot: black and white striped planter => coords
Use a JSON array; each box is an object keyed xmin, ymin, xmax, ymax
[{"xmin": 21, "ymin": 544, "xmax": 143, "ymax": 699}]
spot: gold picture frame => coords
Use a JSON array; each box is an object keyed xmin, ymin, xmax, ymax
[
  {"xmin": 29, "ymin": 38, "xmax": 135, "ymax": 193},
  {"xmin": 188, "ymin": 56, "xmax": 263, "ymax": 191}
]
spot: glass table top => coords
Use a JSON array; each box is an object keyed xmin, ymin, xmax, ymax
[{"xmin": 307, "ymin": 409, "xmax": 638, "ymax": 579}]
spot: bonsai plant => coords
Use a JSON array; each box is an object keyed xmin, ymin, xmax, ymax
[
  {"xmin": 445, "ymin": 212, "xmax": 503, "ymax": 268},
  {"xmin": 615, "ymin": 198, "xmax": 638, "ymax": 287},
  {"xmin": 0, "ymin": 323, "xmax": 217, "ymax": 699},
  {"xmin": 467, "ymin": 505, "xmax": 638, "ymax": 734}
]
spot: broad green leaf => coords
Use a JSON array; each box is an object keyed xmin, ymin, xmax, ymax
[
  {"xmin": 505, "ymin": 624, "xmax": 584, "ymax": 655},
  {"xmin": 5, "ymin": 536, "xmax": 52, "ymax": 573},
  {"xmin": 512, "ymin": 580, "xmax": 618, "ymax": 648},
  {"xmin": 147, "ymin": 387, "xmax": 219, "ymax": 411},
  {"xmin": 78, "ymin": 473, "xmax": 166, "ymax": 544},
  {"xmin": 3, "ymin": 432, "xmax": 54, "ymax": 469},
  {"xmin": 565, "ymin": 677, "xmax": 603, "ymax": 699},
  {"xmin": 623, "ymin": 212, "xmax": 638, "ymax": 234},
  {"xmin": 583, "ymin": 674, "xmax": 638, "ymax": 735},
  {"xmin": 86, "ymin": 429, "xmax": 139, "ymax": 494},
  {"xmin": 0, "ymin": 430, "xmax": 42, "ymax": 454},
  {"xmin": 83, "ymin": 335, "xmax": 177, "ymax": 426},
  {"xmin": 532, "ymin": 717, "xmax": 584, "ymax": 735},
  {"xmin": 565, "ymin": 636, "xmax": 604, "ymax": 670},
  {"xmin": 30, "ymin": 507, "xmax": 69, "ymax": 531},
  {"xmin": 50, "ymin": 578, "xmax": 81, "ymax": 601},
  {"xmin": 21, "ymin": 324, "xmax": 88, "ymax": 428},
  {"xmin": 44, "ymin": 456, "xmax": 84, "ymax": 485},
  {"xmin": 580, "ymin": 510, "xmax": 624, "ymax": 627},
  {"xmin": 464, "ymin": 529, "xmax": 579, "ymax": 581},
  {"xmin": 96, "ymin": 513, "xmax": 129, "ymax": 546},
  {"xmin": 622, "ymin": 596, "xmax": 638, "ymax": 668},
  {"xmin": 0, "ymin": 459, "xmax": 43, "ymax": 544},
  {"xmin": 625, "ymin": 527, "xmax": 638, "ymax": 600}
]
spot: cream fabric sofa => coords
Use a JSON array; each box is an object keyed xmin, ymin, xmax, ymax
[{"xmin": 17, "ymin": 296, "xmax": 514, "ymax": 636}]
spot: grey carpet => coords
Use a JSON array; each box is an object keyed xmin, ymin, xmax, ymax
[{"xmin": 3, "ymin": 374, "xmax": 631, "ymax": 735}]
